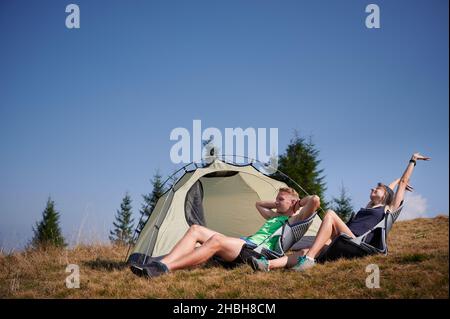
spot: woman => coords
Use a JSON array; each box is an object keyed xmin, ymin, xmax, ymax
[{"xmin": 250, "ymin": 152, "xmax": 430, "ymax": 272}]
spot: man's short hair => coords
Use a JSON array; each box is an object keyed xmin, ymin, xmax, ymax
[{"xmin": 278, "ymin": 187, "xmax": 299, "ymax": 199}]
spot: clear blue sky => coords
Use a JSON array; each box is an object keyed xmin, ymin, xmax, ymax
[{"xmin": 1, "ymin": 0, "xmax": 448, "ymax": 250}]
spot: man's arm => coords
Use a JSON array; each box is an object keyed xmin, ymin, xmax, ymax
[
  {"xmin": 288, "ymin": 195, "xmax": 321, "ymax": 224},
  {"xmin": 255, "ymin": 201, "xmax": 279, "ymax": 220}
]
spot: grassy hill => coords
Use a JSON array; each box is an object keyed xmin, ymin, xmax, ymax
[{"xmin": 0, "ymin": 216, "xmax": 448, "ymax": 298}]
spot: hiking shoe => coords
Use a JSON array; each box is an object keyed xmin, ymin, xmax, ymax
[
  {"xmin": 142, "ymin": 260, "xmax": 170, "ymax": 277},
  {"xmin": 292, "ymin": 256, "xmax": 316, "ymax": 271},
  {"xmin": 130, "ymin": 264, "xmax": 145, "ymax": 277},
  {"xmin": 249, "ymin": 256, "xmax": 270, "ymax": 272}
]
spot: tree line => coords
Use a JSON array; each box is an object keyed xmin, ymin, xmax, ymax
[{"xmin": 30, "ymin": 133, "xmax": 353, "ymax": 248}]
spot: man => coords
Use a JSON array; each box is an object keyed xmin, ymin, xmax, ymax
[{"xmin": 130, "ymin": 187, "xmax": 320, "ymax": 277}]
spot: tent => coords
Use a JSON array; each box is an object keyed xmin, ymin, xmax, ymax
[{"xmin": 127, "ymin": 158, "xmax": 322, "ymax": 264}]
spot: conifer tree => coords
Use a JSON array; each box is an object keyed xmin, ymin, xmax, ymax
[
  {"xmin": 31, "ymin": 197, "xmax": 66, "ymax": 248},
  {"xmin": 273, "ymin": 132, "xmax": 328, "ymax": 212},
  {"xmin": 332, "ymin": 183, "xmax": 354, "ymax": 222},
  {"xmin": 138, "ymin": 171, "xmax": 165, "ymax": 232},
  {"xmin": 110, "ymin": 193, "xmax": 135, "ymax": 245}
]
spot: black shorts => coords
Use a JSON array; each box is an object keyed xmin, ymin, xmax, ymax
[
  {"xmin": 212, "ymin": 243, "xmax": 263, "ymax": 269},
  {"xmin": 233, "ymin": 244, "xmax": 265, "ymax": 265}
]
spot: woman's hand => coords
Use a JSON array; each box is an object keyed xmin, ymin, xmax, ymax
[{"xmin": 411, "ymin": 153, "xmax": 431, "ymax": 162}]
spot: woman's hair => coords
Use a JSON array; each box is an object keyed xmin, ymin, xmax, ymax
[
  {"xmin": 378, "ymin": 182, "xmax": 394, "ymax": 206},
  {"xmin": 278, "ymin": 187, "xmax": 300, "ymax": 199}
]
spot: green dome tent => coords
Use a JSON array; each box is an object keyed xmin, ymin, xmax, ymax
[{"xmin": 127, "ymin": 158, "xmax": 322, "ymax": 264}]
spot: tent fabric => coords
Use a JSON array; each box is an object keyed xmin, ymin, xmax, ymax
[
  {"xmin": 200, "ymin": 173, "xmax": 264, "ymax": 238},
  {"xmin": 128, "ymin": 159, "xmax": 322, "ymax": 259},
  {"xmin": 184, "ymin": 180, "xmax": 206, "ymax": 226}
]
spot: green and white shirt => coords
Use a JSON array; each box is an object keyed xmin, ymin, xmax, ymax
[{"xmin": 244, "ymin": 215, "xmax": 289, "ymax": 251}]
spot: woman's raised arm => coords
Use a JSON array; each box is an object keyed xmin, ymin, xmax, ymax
[{"xmin": 391, "ymin": 152, "xmax": 430, "ymax": 211}]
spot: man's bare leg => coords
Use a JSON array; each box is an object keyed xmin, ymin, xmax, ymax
[
  {"xmin": 266, "ymin": 255, "xmax": 292, "ymax": 269},
  {"xmin": 166, "ymin": 234, "xmax": 245, "ymax": 271},
  {"xmin": 306, "ymin": 210, "xmax": 354, "ymax": 259},
  {"xmin": 160, "ymin": 225, "xmax": 218, "ymax": 265}
]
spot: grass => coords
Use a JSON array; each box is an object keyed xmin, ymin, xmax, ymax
[{"xmin": 0, "ymin": 216, "xmax": 448, "ymax": 298}]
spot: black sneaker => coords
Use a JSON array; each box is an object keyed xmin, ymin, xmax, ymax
[
  {"xmin": 130, "ymin": 264, "xmax": 145, "ymax": 277},
  {"xmin": 142, "ymin": 261, "xmax": 170, "ymax": 277},
  {"xmin": 129, "ymin": 257, "xmax": 157, "ymax": 267},
  {"xmin": 249, "ymin": 256, "xmax": 270, "ymax": 272}
]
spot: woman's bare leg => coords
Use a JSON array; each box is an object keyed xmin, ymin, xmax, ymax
[
  {"xmin": 306, "ymin": 210, "xmax": 354, "ymax": 259},
  {"xmin": 160, "ymin": 225, "xmax": 218, "ymax": 264},
  {"xmin": 166, "ymin": 234, "xmax": 245, "ymax": 271}
]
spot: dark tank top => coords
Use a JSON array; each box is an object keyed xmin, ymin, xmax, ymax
[{"xmin": 346, "ymin": 205, "xmax": 386, "ymax": 237}]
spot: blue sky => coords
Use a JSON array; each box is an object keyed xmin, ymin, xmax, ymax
[{"xmin": 0, "ymin": 0, "xmax": 448, "ymax": 250}]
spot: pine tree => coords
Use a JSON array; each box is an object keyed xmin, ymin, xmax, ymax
[
  {"xmin": 273, "ymin": 132, "xmax": 328, "ymax": 212},
  {"xmin": 332, "ymin": 183, "xmax": 354, "ymax": 222},
  {"xmin": 109, "ymin": 193, "xmax": 135, "ymax": 245},
  {"xmin": 138, "ymin": 170, "xmax": 165, "ymax": 232},
  {"xmin": 31, "ymin": 197, "xmax": 66, "ymax": 248}
]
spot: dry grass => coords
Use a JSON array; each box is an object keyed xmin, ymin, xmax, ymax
[{"xmin": 0, "ymin": 216, "xmax": 448, "ymax": 299}]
